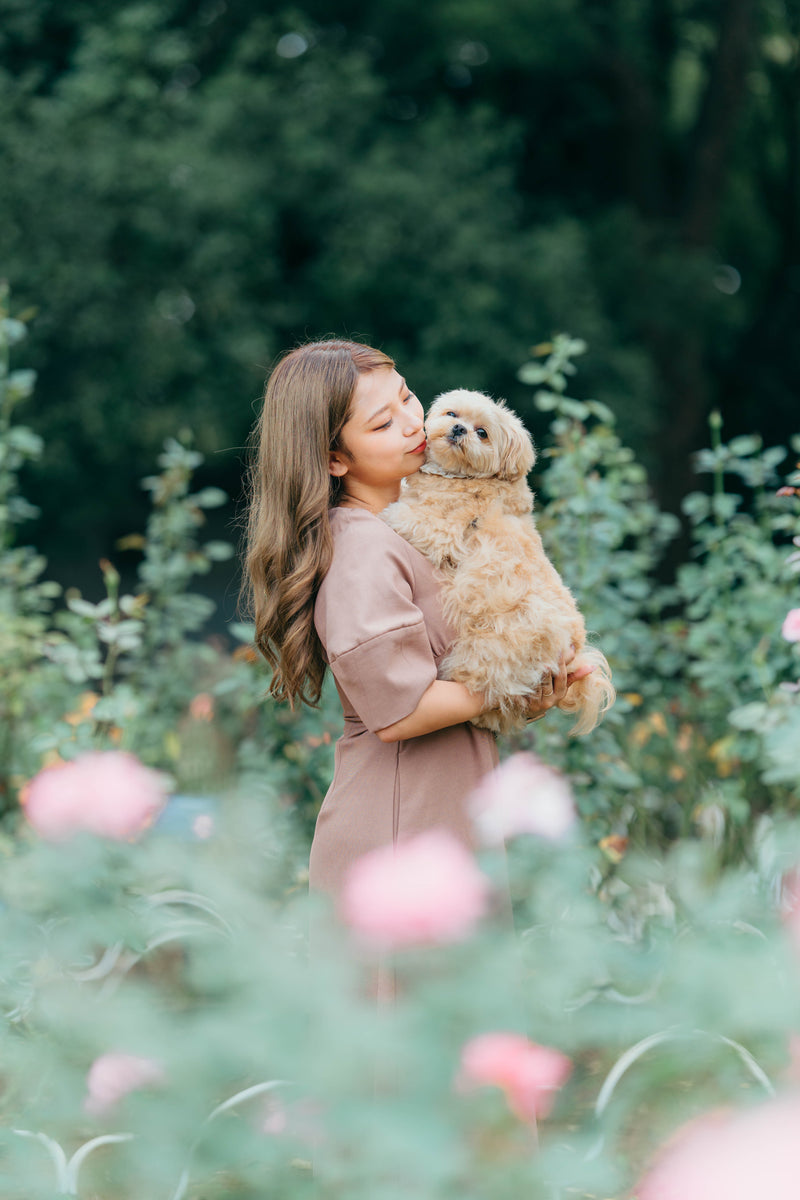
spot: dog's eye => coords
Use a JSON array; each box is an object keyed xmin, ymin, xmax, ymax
[
  {"xmin": 476, "ymin": 427, "xmax": 488, "ymax": 440},
  {"xmin": 446, "ymin": 411, "xmax": 458, "ymax": 418}
]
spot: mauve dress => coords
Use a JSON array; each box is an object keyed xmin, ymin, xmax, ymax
[{"xmin": 309, "ymin": 506, "xmax": 499, "ymax": 897}]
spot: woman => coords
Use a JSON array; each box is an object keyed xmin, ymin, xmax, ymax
[{"xmin": 244, "ymin": 339, "xmax": 587, "ymax": 897}]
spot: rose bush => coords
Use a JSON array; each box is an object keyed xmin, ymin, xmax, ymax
[
  {"xmin": 781, "ymin": 608, "xmax": 800, "ymax": 642},
  {"xmin": 635, "ymin": 1094, "xmax": 800, "ymax": 1200},
  {"xmin": 469, "ymin": 752, "xmax": 577, "ymax": 846},
  {"xmin": 457, "ymin": 1032, "xmax": 573, "ymax": 1123},
  {"xmin": 340, "ymin": 828, "xmax": 491, "ymax": 949},
  {"xmin": 1, "ymin": 741, "xmax": 800, "ymax": 1199},
  {"xmin": 22, "ymin": 751, "xmax": 167, "ymax": 841},
  {"xmin": 84, "ymin": 1053, "xmax": 166, "ymax": 1117}
]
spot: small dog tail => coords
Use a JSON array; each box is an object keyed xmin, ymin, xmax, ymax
[{"xmin": 559, "ymin": 646, "xmax": 615, "ymax": 736}]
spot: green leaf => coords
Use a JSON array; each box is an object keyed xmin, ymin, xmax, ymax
[
  {"xmin": 66, "ymin": 596, "xmax": 103, "ymax": 618},
  {"xmin": 587, "ymin": 400, "xmax": 615, "ymax": 424},
  {"xmin": 517, "ymin": 363, "xmax": 547, "ymax": 385},
  {"xmin": 0, "ymin": 318, "xmax": 27, "ymax": 346},
  {"xmin": 533, "ymin": 390, "xmax": 558, "ymax": 411},
  {"xmin": 728, "ymin": 702, "xmax": 769, "ymax": 730},
  {"xmin": 229, "ymin": 621, "xmax": 256, "ymax": 643},
  {"xmin": 7, "ymin": 426, "xmax": 43, "ymax": 457},
  {"xmin": 728, "ymin": 434, "xmax": 762, "ymax": 457},
  {"xmin": 6, "ymin": 369, "xmax": 37, "ymax": 400},
  {"xmin": 203, "ymin": 540, "xmax": 235, "ymax": 561},
  {"xmin": 192, "ymin": 487, "xmax": 228, "ymax": 509}
]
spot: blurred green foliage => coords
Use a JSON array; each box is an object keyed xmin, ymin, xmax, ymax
[
  {"xmin": 0, "ymin": 0, "xmax": 798, "ymax": 574},
  {"xmin": 0, "ymin": 289, "xmax": 339, "ymax": 828},
  {"xmin": 1, "ymin": 758, "xmax": 799, "ymax": 1197},
  {"xmin": 516, "ymin": 336, "xmax": 800, "ymax": 858}
]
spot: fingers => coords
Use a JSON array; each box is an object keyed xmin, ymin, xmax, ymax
[
  {"xmin": 525, "ymin": 658, "xmax": 596, "ymax": 720},
  {"xmin": 550, "ymin": 657, "xmax": 569, "ymax": 705},
  {"xmin": 529, "ymin": 663, "xmax": 564, "ymax": 714},
  {"xmin": 566, "ymin": 664, "xmax": 595, "ymax": 687}
]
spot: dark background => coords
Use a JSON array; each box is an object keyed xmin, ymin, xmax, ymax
[{"xmin": 2, "ymin": 0, "xmax": 798, "ymax": 612}]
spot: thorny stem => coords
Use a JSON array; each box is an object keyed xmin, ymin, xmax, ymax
[
  {"xmin": 95, "ymin": 560, "xmax": 123, "ymax": 744},
  {"xmin": 709, "ymin": 408, "xmax": 725, "ymax": 526},
  {"xmin": 0, "ymin": 285, "xmax": 13, "ymax": 552}
]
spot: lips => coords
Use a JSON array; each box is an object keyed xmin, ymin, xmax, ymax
[{"xmin": 411, "ymin": 439, "xmax": 427, "ymax": 453}]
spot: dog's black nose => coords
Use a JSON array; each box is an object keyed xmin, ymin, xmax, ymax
[{"xmin": 449, "ymin": 423, "xmax": 467, "ymax": 440}]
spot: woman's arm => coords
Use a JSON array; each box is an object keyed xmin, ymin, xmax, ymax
[
  {"xmin": 375, "ymin": 656, "xmax": 594, "ymax": 743},
  {"xmin": 375, "ymin": 680, "xmax": 485, "ymax": 742}
]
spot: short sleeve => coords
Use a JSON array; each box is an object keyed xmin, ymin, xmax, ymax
[{"xmin": 315, "ymin": 513, "xmax": 438, "ymax": 732}]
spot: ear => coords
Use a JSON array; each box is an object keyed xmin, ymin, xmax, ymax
[
  {"xmin": 329, "ymin": 451, "xmax": 349, "ymax": 478},
  {"xmin": 498, "ymin": 410, "xmax": 536, "ymax": 479}
]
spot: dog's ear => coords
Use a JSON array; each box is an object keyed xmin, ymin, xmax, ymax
[{"xmin": 497, "ymin": 405, "xmax": 536, "ymax": 479}]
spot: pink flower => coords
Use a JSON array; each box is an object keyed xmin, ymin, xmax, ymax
[
  {"xmin": 192, "ymin": 813, "xmax": 214, "ymax": 840},
  {"xmin": 262, "ymin": 1097, "xmax": 289, "ymax": 1135},
  {"xmin": 780, "ymin": 868, "xmax": 800, "ymax": 957},
  {"xmin": 189, "ymin": 692, "xmax": 215, "ymax": 721},
  {"xmin": 457, "ymin": 1032, "xmax": 572, "ymax": 1123},
  {"xmin": 340, "ymin": 829, "xmax": 491, "ymax": 950},
  {"xmin": 784, "ymin": 1033, "xmax": 800, "ymax": 1084},
  {"xmin": 469, "ymin": 753, "xmax": 577, "ymax": 846},
  {"xmin": 23, "ymin": 751, "xmax": 167, "ymax": 841},
  {"xmin": 84, "ymin": 1052, "xmax": 165, "ymax": 1117},
  {"xmin": 261, "ymin": 1095, "xmax": 325, "ymax": 1143},
  {"xmin": 635, "ymin": 1093, "xmax": 800, "ymax": 1200},
  {"xmin": 782, "ymin": 608, "xmax": 800, "ymax": 642}
]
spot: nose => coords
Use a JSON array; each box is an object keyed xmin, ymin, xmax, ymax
[
  {"xmin": 405, "ymin": 399, "xmax": 424, "ymax": 433},
  {"xmin": 448, "ymin": 423, "xmax": 467, "ymax": 441}
]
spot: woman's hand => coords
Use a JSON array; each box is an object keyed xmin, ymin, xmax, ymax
[{"xmin": 524, "ymin": 653, "xmax": 594, "ymax": 723}]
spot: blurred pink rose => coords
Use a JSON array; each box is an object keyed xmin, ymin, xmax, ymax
[
  {"xmin": 782, "ymin": 608, "xmax": 800, "ymax": 642},
  {"xmin": 23, "ymin": 751, "xmax": 167, "ymax": 841},
  {"xmin": 469, "ymin": 753, "xmax": 577, "ymax": 846},
  {"xmin": 192, "ymin": 813, "xmax": 214, "ymax": 840},
  {"xmin": 189, "ymin": 692, "xmax": 215, "ymax": 721},
  {"xmin": 780, "ymin": 868, "xmax": 800, "ymax": 956},
  {"xmin": 457, "ymin": 1032, "xmax": 572, "ymax": 1123},
  {"xmin": 340, "ymin": 829, "xmax": 491, "ymax": 949},
  {"xmin": 262, "ymin": 1096, "xmax": 289, "ymax": 1135},
  {"xmin": 84, "ymin": 1052, "xmax": 165, "ymax": 1117},
  {"xmin": 635, "ymin": 1093, "xmax": 800, "ymax": 1200},
  {"xmin": 785, "ymin": 1033, "xmax": 800, "ymax": 1084},
  {"xmin": 261, "ymin": 1095, "xmax": 325, "ymax": 1143}
]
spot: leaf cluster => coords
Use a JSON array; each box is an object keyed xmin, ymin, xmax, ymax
[{"xmin": 511, "ymin": 336, "xmax": 800, "ymax": 858}]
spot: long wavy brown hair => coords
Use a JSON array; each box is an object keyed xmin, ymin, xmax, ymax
[{"xmin": 242, "ymin": 339, "xmax": 395, "ymax": 706}]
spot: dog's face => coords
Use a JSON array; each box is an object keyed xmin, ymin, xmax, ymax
[{"xmin": 424, "ymin": 389, "xmax": 536, "ymax": 480}]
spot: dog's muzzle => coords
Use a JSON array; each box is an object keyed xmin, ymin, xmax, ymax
[{"xmin": 447, "ymin": 423, "xmax": 467, "ymax": 443}]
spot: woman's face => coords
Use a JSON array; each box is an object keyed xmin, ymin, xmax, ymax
[{"xmin": 330, "ymin": 367, "xmax": 426, "ymax": 511}]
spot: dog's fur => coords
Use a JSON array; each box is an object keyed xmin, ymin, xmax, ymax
[{"xmin": 381, "ymin": 388, "xmax": 615, "ymax": 735}]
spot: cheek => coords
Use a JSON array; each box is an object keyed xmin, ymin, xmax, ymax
[
  {"xmin": 424, "ymin": 415, "xmax": 450, "ymax": 439},
  {"xmin": 470, "ymin": 436, "xmax": 500, "ymax": 470}
]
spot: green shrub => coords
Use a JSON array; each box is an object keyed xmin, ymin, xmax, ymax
[
  {"xmin": 515, "ymin": 336, "xmax": 800, "ymax": 857},
  {"xmin": 0, "ymin": 283, "xmax": 338, "ymax": 838},
  {"xmin": 1, "ymin": 760, "xmax": 799, "ymax": 1199}
]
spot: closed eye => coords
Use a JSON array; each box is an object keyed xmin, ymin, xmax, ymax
[
  {"xmin": 476, "ymin": 427, "xmax": 488, "ymax": 439},
  {"xmin": 376, "ymin": 393, "xmax": 416, "ymax": 429}
]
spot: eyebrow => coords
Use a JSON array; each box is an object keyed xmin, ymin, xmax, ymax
[{"xmin": 365, "ymin": 379, "xmax": 408, "ymax": 425}]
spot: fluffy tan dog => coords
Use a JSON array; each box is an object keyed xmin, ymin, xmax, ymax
[{"xmin": 381, "ymin": 388, "xmax": 615, "ymax": 735}]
